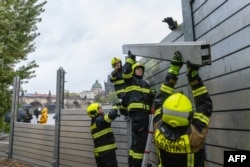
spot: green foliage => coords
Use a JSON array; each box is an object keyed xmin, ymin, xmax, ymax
[
  {"xmin": 94, "ymin": 92, "xmax": 120, "ymax": 104},
  {"xmin": 106, "ymin": 92, "xmax": 119, "ymax": 104},
  {"xmin": 95, "ymin": 93, "xmax": 106, "ymax": 103},
  {"xmin": 0, "ymin": 0, "xmax": 47, "ymax": 131}
]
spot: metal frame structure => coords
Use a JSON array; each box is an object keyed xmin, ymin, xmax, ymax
[
  {"xmin": 8, "ymin": 76, "xmax": 20, "ymax": 158},
  {"xmin": 53, "ymin": 67, "xmax": 65, "ymax": 167}
]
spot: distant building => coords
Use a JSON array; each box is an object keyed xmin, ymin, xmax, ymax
[
  {"xmin": 104, "ymin": 75, "xmax": 114, "ymax": 96},
  {"xmin": 79, "ymin": 80, "xmax": 104, "ymax": 103},
  {"xmin": 23, "ymin": 78, "xmax": 115, "ymax": 106},
  {"xmin": 91, "ymin": 80, "xmax": 103, "ymax": 93}
]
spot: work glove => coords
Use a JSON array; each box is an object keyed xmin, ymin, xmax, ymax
[
  {"xmin": 128, "ymin": 51, "xmax": 136, "ymax": 61},
  {"xmin": 121, "ymin": 97, "xmax": 128, "ymax": 108},
  {"xmin": 162, "ymin": 17, "xmax": 178, "ymax": 30},
  {"xmin": 168, "ymin": 51, "xmax": 183, "ymax": 75},
  {"xmin": 150, "ymin": 88, "xmax": 157, "ymax": 98},
  {"xmin": 108, "ymin": 105, "xmax": 119, "ymax": 120},
  {"xmin": 186, "ymin": 61, "xmax": 200, "ymax": 80},
  {"xmin": 111, "ymin": 70, "xmax": 117, "ymax": 77},
  {"xmin": 119, "ymin": 104, "xmax": 128, "ymax": 116}
]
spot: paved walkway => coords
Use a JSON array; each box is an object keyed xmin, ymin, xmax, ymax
[{"xmin": 0, "ymin": 157, "xmax": 34, "ymax": 167}]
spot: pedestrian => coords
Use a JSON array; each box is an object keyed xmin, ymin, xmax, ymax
[
  {"xmin": 39, "ymin": 107, "xmax": 48, "ymax": 124},
  {"xmin": 23, "ymin": 109, "xmax": 33, "ymax": 123},
  {"xmin": 110, "ymin": 57, "xmax": 128, "ymax": 116},
  {"xmin": 86, "ymin": 103, "xmax": 119, "ymax": 167},
  {"xmin": 34, "ymin": 107, "xmax": 41, "ymax": 123},
  {"xmin": 153, "ymin": 51, "xmax": 213, "ymax": 167},
  {"xmin": 122, "ymin": 51, "xmax": 156, "ymax": 167}
]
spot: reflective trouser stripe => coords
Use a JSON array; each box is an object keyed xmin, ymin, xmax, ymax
[
  {"xmin": 94, "ymin": 143, "xmax": 117, "ymax": 153},
  {"xmin": 187, "ymin": 153, "xmax": 194, "ymax": 167}
]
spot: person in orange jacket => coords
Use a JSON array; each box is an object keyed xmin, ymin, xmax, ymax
[{"xmin": 38, "ymin": 107, "xmax": 48, "ymax": 124}]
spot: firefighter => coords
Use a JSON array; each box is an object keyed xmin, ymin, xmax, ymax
[
  {"xmin": 86, "ymin": 103, "xmax": 119, "ymax": 167},
  {"xmin": 39, "ymin": 107, "xmax": 48, "ymax": 124},
  {"xmin": 153, "ymin": 51, "xmax": 213, "ymax": 167},
  {"xmin": 110, "ymin": 57, "xmax": 128, "ymax": 116},
  {"xmin": 122, "ymin": 51, "xmax": 156, "ymax": 167}
]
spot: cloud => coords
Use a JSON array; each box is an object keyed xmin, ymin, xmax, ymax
[{"xmin": 21, "ymin": 0, "xmax": 183, "ymax": 94}]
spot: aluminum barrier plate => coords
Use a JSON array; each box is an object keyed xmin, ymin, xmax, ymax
[{"xmin": 122, "ymin": 41, "xmax": 211, "ymax": 65}]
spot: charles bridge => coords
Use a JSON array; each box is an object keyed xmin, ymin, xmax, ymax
[{"xmin": 20, "ymin": 94, "xmax": 89, "ymax": 114}]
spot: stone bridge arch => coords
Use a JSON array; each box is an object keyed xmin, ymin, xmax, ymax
[{"xmin": 29, "ymin": 101, "xmax": 44, "ymax": 114}]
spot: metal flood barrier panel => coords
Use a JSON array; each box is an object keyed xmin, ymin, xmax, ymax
[
  {"xmin": 6, "ymin": 108, "xmax": 129, "ymax": 167},
  {"xmin": 140, "ymin": 0, "xmax": 250, "ymax": 167},
  {"xmin": 56, "ymin": 108, "xmax": 129, "ymax": 167}
]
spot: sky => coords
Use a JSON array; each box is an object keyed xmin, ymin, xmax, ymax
[{"xmin": 20, "ymin": 0, "xmax": 183, "ymax": 95}]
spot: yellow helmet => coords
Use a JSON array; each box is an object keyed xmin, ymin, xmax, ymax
[
  {"xmin": 162, "ymin": 93, "xmax": 192, "ymax": 127},
  {"xmin": 132, "ymin": 63, "xmax": 145, "ymax": 73},
  {"xmin": 86, "ymin": 103, "xmax": 101, "ymax": 118},
  {"xmin": 111, "ymin": 57, "xmax": 122, "ymax": 68}
]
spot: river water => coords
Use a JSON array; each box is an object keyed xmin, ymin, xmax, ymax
[{"xmin": 30, "ymin": 113, "xmax": 55, "ymax": 125}]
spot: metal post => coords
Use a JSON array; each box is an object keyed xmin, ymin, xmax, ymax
[
  {"xmin": 8, "ymin": 76, "xmax": 20, "ymax": 158},
  {"xmin": 52, "ymin": 67, "xmax": 65, "ymax": 167},
  {"xmin": 127, "ymin": 117, "xmax": 132, "ymax": 153},
  {"xmin": 181, "ymin": 0, "xmax": 196, "ymax": 105},
  {"xmin": 181, "ymin": 0, "xmax": 195, "ymax": 41},
  {"xmin": 182, "ymin": 1, "xmax": 208, "ymax": 164}
]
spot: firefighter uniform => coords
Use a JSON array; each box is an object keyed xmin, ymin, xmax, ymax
[
  {"xmin": 110, "ymin": 57, "xmax": 128, "ymax": 116},
  {"xmin": 87, "ymin": 103, "xmax": 119, "ymax": 167},
  {"xmin": 122, "ymin": 53, "xmax": 155, "ymax": 167},
  {"xmin": 153, "ymin": 52, "xmax": 213, "ymax": 167},
  {"xmin": 110, "ymin": 57, "xmax": 126, "ymax": 100}
]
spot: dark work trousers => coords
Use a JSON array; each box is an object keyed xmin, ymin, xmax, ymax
[
  {"xmin": 128, "ymin": 110, "xmax": 149, "ymax": 167},
  {"xmin": 95, "ymin": 149, "xmax": 118, "ymax": 167}
]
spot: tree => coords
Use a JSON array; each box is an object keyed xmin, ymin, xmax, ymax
[
  {"xmin": 0, "ymin": 0, "xmax": 47, "ymax": 129},
  {"xmin": 106, "ymin": 92, "xmax": 119, "ymax": 105},
  {"xmin": 94, "ymin": 93, "xmax": 106, "ymax": 103}
]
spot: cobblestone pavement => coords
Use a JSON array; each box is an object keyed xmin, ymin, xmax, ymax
[{"xmin": 0, "ymin": 157, "xmax": 34, "ymax": 167}]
